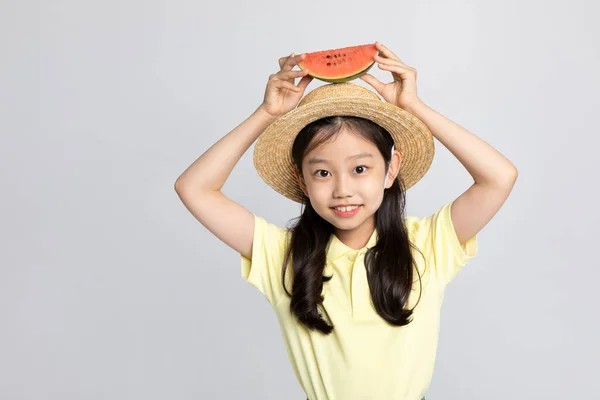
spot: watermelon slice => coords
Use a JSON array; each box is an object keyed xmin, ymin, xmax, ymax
[{"xmin": 297, "ymin": 43, "xmax": 379, "ymax": 83}]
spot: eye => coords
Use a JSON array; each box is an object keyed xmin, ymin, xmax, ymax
[
  {"xmin": 314, "ymin": 170, "xmax": 330, "ymax": 178},
  {"xmin": 313, "ymin": 166, "xmax": 369, "ymax": 178}
]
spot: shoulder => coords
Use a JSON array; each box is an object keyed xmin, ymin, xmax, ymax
[
  {"xmin": 252, "ymin": 214, "xmax": 291, "ymax": 247},
  {"xmin": 404, "ymin": 201, "xmax": 479, "ymax": 286},
  {"xmin": 404, "ymin": 202, "xmax": 453, "ymax": 239},
  {"xmin": 241, "ymin": 214, "xmax": 293, "ymax": 304},
  {"xmin": 244, "ymin": 214, "xmax": 292, "ymax": 267}
]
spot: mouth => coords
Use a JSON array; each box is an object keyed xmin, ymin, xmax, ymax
[{"xmin": 330, "ymin": 205, "xmax": 363, "ymax": 217}]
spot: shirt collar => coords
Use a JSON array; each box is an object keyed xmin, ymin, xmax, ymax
[{"xmin": 325, "ymin": 227, "xmax": 379, "ymax": 265}]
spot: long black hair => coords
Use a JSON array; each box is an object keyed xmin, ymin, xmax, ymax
[{"xmin": 280, "ymin": 115, "xmax": 425, "ymax": 335}]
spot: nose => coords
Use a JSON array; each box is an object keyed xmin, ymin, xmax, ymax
[{"xmin": 332, "ymin": 174, "xmax": 353, "ymax": 198}]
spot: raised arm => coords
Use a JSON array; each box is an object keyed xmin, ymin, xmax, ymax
[
  {"xmin": 406, "ymin": 101, "xmax": 518, "ymax": 246},
  {"xmin": 175, "ymin": 107, "xmax": 277, "ymax": 259},
  {"xmin": 174, "ymin": 53, "xmax": 312, "ymax": 259},
  {"xmin": 360, "ymin": 42, "xmax": 518, "ymax": 246}
]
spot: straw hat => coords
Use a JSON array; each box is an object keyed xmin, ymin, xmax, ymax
[{"xmin": 253, "ymin": 82, "xmax": 435, "ymax": 204}]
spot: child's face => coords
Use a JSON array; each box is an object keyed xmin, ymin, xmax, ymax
[{"xmin": 296, "ymin": 127, "xmax": 399, "ymax": 238}]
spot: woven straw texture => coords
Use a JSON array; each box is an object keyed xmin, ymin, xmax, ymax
[{"xmin": 254, "ymin": 83, "xmax": 435, "ymax": 204}]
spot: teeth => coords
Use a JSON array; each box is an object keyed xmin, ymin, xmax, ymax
[{"xmin": 335, "ymin": 205, "xmax": 359, "ymax": 212}]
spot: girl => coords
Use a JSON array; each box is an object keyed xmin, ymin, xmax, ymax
[{"xmin": 175, "ymin": 41, "xmax": 518, "ymax": 400}]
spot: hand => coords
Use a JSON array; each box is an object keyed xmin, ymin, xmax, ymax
[
  {"xmin": 258, "ymin": 53, "xmax": 313, "ymax": 119},
  {"xmin": 360, "ymin": 42, "xmax": 423, "ymax": 112}
]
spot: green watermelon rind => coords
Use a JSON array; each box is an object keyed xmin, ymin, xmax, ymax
[{"xmin": 300, "ymin": 61, "xmax": 376, "ymax": 83}]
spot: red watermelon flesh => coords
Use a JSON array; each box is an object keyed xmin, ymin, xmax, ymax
[{"xmin": 297, "ymin": 43, "xmax": 379, "ymax": 83}]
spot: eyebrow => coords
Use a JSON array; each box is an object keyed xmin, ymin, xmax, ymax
[{"xmin": 307, "ymin": 152, "xmax": 374, "ymax": 166}]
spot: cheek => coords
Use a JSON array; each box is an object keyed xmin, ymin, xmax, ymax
[
  {"xmin": 309, "ymin": 186, "xmax": 331, "ymax": 203},
  {"xmin": 362, "ymin": 177, "xmax": 385, "ymax": 194},
  {"xmin": 362, "ymin": 180, "xmax": 386, "ymax": 208}
]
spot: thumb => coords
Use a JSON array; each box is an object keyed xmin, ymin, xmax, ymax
[
  {"xmin": 360, "ymin": 74, "xmax": 384, "ymax": 94},
  {"xmin": 297, "ymin": 74, "xmax": 313, "ymax": 92}
]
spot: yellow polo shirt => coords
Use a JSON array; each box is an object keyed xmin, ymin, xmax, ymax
[{"xmin": 241, "ymin": 201, "xmax": 478, "ymax": 400}]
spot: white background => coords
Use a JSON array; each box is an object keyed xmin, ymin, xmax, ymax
[{"xmin": 1, "ymin": 0, "xmax": 598, "ymax": 398}]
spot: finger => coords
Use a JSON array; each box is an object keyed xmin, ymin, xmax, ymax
[
  {"xmin": 281, "ymin": 52, "xmax": 306, "ymax": 71},
  {"xmin": 359, "ymin": 74, "xmax": 385, "ymax": 94},
  {"xmin": 375, "ymin": 41, "xmax": 402, "ymax": 63},
  {"xmin": 378, "ymin": 63, "xmax": 415, "ymax": 75},
  {"xmin": 279, "ymin": 69, "xmax": 309, "ymax": 79},
  {"xmin": 296, "ymin": 74, "xmax": 314, "ymax": 91},
  {"xmin": 374, "ymin": 54, "xmax": 407, "ymax": 67},
  {"xmin": 273, "ymin": 69, "xmax": 308, "ymax": 86},
  {"xmin": 278, "ymin": 53, "xmax": 296, "ymax": 69},
  {"xmin": 272, "ymin": 79, "xmax": 302, "ymax": 92}
]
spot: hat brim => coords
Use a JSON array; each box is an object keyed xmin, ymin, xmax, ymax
[{"xmin": 253, "ymin": 97, "xmax": 435, "ymax": 204}]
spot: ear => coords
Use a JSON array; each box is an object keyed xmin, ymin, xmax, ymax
[
  {"xmin": 293, "ymin": 167, "xmax": 309, "ymax": 197},
  {"xmin": 385, "ymin": 150, "xmax": 403, "ymax": 189}
]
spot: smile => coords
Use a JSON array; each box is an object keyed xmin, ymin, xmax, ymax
[{"xmin": 330, "ymin": 205, "xmax": 362, "ymax": 217}]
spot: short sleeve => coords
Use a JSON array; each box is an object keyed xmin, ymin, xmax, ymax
[
  {"xmin": 407, "ymin": 201, "xmax": 478, "ymax": 287},
  {"xmin": 241, "ymin": 214, "xmax": 290, "ymax": 305}
]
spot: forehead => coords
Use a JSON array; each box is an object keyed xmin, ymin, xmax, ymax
[{"xmin": 304, "ymin": 128, "xmax": 380, "ymax": 166}]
